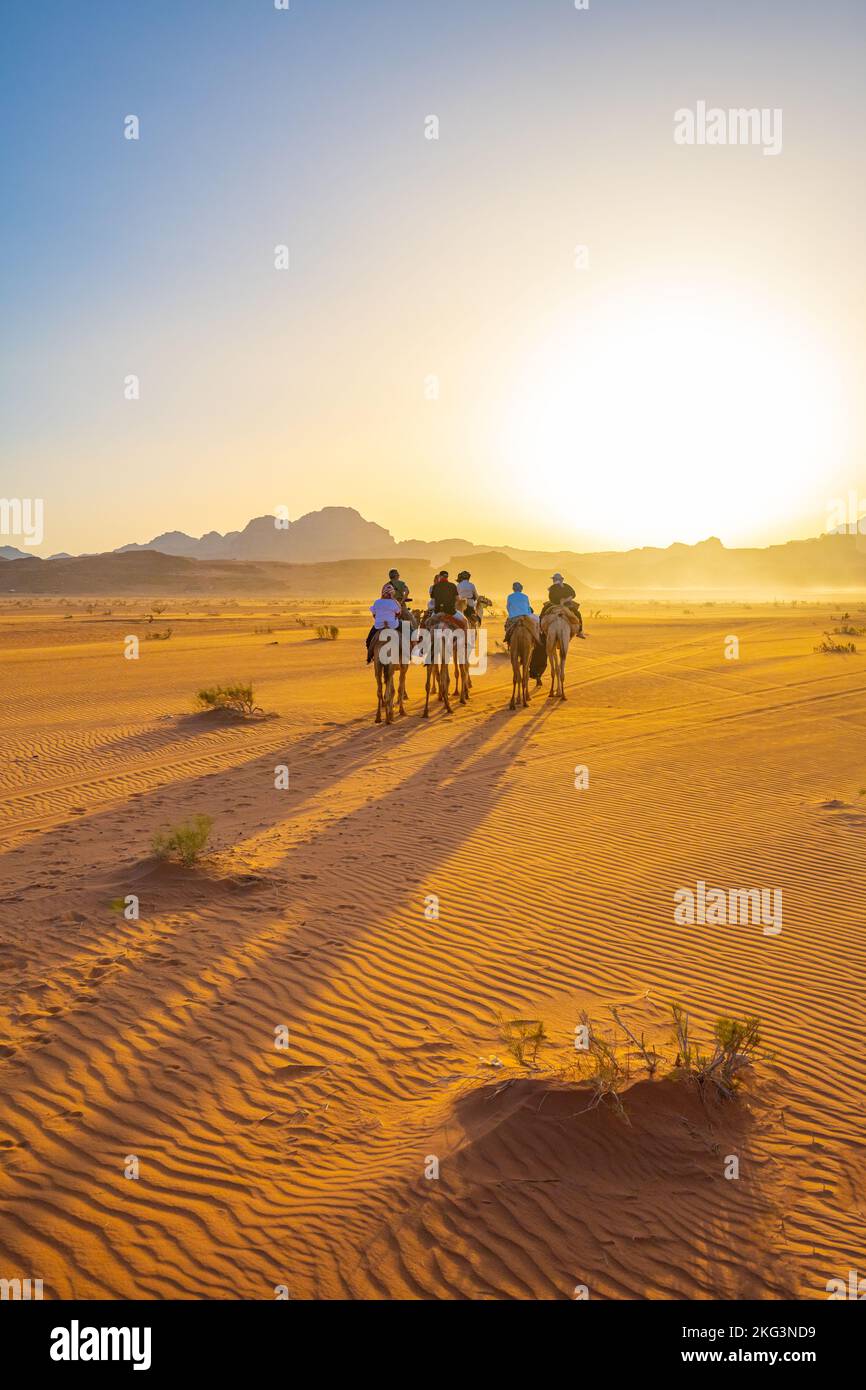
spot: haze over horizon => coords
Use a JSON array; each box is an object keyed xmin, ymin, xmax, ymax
[
  {"xmin": 4, "ymin": 0, "xmax": 866, "ymax": 557},
  {"xmin": 3, "ymin": 500, "xmax": 862, "ymax": 567}
]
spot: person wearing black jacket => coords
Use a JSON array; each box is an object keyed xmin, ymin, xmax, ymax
[
  {"xmin": 430, "ymin": 571, "xmax": 459, "ymax": 616},
  {"xmin": 539, "ymin": 572, "xmax": 584, "ymax": 634},
  {"xmin": 547, "ymin": 574, "xmax": 576, "ymax": 606}
]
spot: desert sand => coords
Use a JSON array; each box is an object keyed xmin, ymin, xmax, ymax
[{"xmin": 1, "ymin": 596, "xmax": 864, "ymax": 1299}]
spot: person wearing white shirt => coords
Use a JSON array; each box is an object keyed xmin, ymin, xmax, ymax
[
  {"xmin": 456, "ymin": 570, "xmax": 479, "ymax": 616},
  {"xmin": 366, "ymin": 584, "xmax": 402, "ymax": 662}
]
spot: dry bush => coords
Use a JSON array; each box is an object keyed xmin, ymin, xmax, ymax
[
  {"xmin": 500, "ymin": 1001, "xmax": 768, "ymax": 1119},
  {"xmin": 815, "ymin": 634, "xmax": 857, "ymax": 654},
  {"xmin": 670, "ymin": 1004, "xmax": 763, "ymax": 1100},
  {"xmin": 572, "ymin": 1010, "xmax": 629, "ymax": 1116},
  {"xmin": 195, "ymin": 683, "xmax": 261, "ymax": 716},
  {"xmin": 497, "ymin": 1015, "xmax": 547, "ymax": 1069}
]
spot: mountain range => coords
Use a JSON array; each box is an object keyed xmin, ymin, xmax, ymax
[{"xmin": 3, "ymin": 506, "xmax": 866, "ymax": 596}]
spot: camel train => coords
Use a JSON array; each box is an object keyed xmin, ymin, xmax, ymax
[{"xmin": 369, "ymin": 569, "xmax": 585, "ymax": 724}]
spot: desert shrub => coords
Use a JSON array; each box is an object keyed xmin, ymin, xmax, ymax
[
  {"xmin": 497, "ymin": 1015, "xmax": 547, "ymax": 1068},
  {"xmin": 152, "ymin": 814, "xmax": 213, "ymax": 866},
  {"xmin": 196, "ymin": 683, "xmax": 260, "ymax": 716},
  {"xmin": 609, "ymin": 1005, "xmax": 661, "ymax": 1077},
  {"xmin": 815, "ymin": 634, "xmax": 857, "ymax": 654},
  {"xmin": 573, "ymin": 1011, "xmax": 628, "ymax": 1114},
  {"xmin": 145, "ymin": 627, "xmax": 172, "ymax": 641},
  {"xmin": 671, "ymin": 1004, "xmax": 762, "ymax": 1099},
  {"xmin": 832, "ymin": 625, "xmax": 863, "ymax": 637},
  {"xmin": 315, "ymin": 625, "xmax": 339, "ymax": 640},
  {"xmin": 488, "ymin": 1001, "xmax": 769, "ymax": 1119}
]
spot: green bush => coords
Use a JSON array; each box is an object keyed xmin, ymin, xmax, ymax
[{"xmin": 152, "ymin": 814, "xmax": 213, "ymax": 866}]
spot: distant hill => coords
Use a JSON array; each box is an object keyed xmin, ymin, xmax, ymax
[
  {"xmin": 6, "ymin": 504, "xmax": 866, "ymax": 597},
  {"xmin": 119, "ymin": 507, "xmax": 401, "ymax": 563},
  {"xmin": 0, "ymin": 549, "xmax": 561, "ymax": 601},
  {"xmin": 117, "ymin": 507, "xmax": 497, "ymax": 566},
  {"xmin": 503, "ymin": 533, "xmax": 866, "ymax": 593}
]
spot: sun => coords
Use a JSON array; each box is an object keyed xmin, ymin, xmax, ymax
[{"xmin": 500, "ymin": 286, "xmax": 844, "ymax": 549}]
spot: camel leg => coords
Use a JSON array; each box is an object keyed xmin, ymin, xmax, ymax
[
  {"xmin": 559, "ymin": 652, "xmax": 567, "ymax": 699},
  {"xmin": 375, "ymin": 665, "xmax": 383, "ymax": 723},
  {"xmin": 384, "ymin": 669, "xmax": 394, "ymax": 724},
  {"xmin": 510, "ymin": 659, "xmax": 518, "ymax": 709},
  {"xmin": 458, "ymin": 659, "xmax": 468, "ymax": 703},
  {"xmin": 423, "ymin": 666, "xmax": 432, "ymax": 717},
  {"xmin": 547, "ymin": 644, "xmax": 557, "ymax": 698},
  {"xmin": 440, "ymin": 662, "xmax": 453, "ymax": 714},
  {"xmin": 396, "ymin": 665, "xmax": 407, "ymax": 716}
]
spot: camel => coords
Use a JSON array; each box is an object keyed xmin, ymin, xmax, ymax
[
  {"xmin": 373, "ymin": 629, "xmax": 398, "ymax": 724},
  {"xmin": 508, "ymin": 616, "xmax": 535, "ymax": 709},
  {"xmin": 541, "ymin": 606, "xmax": 573, "ymax": 700},
  {"xmin": 451, "ymin": 622, "xmax": 470, "ymax": 705},
  {"xmin": 463, "ymin": 596, "xmax": 490, "ymax": 695},
  {"xmin": 422, "ymin": 615, "xmax": 462, "ymax": 717}
]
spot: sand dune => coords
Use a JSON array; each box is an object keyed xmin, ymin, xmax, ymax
[{"xmin": 1, "ymin": 599, "xmax": 864, "ymax": 1298}]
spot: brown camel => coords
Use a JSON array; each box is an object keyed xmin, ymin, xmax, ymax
[
  {"xmin": 463, "ymin": 596, "xmax": 490, "ymax": 696},
  {"xmin": 422, "ymin": 615, "xmax": 459, "ymax": 717},
  {"xmin": 373, "ymin": 629, "xmax": 397, "ymax": 724},
  {"xmin": 451, "ymin": 621, "xmax": 470, "ymax": 705},
  {"xmin": 542, "ymin": 606, "xmax": 572, "ymax": 700},
  {"xmin": 508, "ymin": 616, "xmax": 535, "ymax": 709}
]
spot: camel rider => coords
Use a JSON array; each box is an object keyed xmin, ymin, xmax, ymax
[
  {"xmin": 539, "ymin": 572, "xmax": 584, "ymax": 634},
  {"xmin": 388, "ymin": 567, "xmax": 417, "ymax": 629},
  {"xmin": 505, "ymin": 582, "xmax": 541, "ymax": 645},
  {"xmin": 388, "ymin": 569, "xmax": 410, "ymax": 609},
  {"xmin": 431, "ymin": 571, "xmax": 468, "ymax": 628},
  {"xmin": 456, "ymin": 570, "xmax": 479, "ymax": 620},
  {"xmin": 427, "ymin": 571, "xmax": 445, "ymax": 612},
  {"xmin": 366, "ymin": 583, "xmax": 402, "ymax": 663}
]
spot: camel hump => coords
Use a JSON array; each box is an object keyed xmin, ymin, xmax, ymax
[{"xmin": 542, "ymin": 604, "xmax": 581, "ymax": 632}]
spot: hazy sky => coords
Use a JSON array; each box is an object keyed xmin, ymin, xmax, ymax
[{"xmin": 3, "ymin": 0, "xmax": 865, "ymax": 556}]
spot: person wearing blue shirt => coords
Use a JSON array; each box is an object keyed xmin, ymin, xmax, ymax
[{"xmin": 505, "ymin": 582, "xmax": 540, "ymax": 645}]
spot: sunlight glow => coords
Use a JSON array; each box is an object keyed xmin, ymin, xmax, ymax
[{"xmin": 502, "ymin": 288, "xmax": 844, "ymax": 549}]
